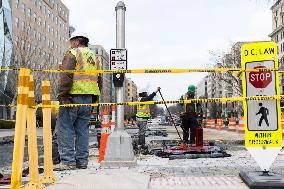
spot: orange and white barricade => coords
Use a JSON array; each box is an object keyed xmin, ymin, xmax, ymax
[
  {"xmin": 238, "ymin": 117, "xmax": 245, "ymax": 134},
  {"xmin": 228, "ymin": 118, "xmax": 237, "ymax": 132},
  {"xmin": 207, "ymin": 119, "xmax": 215, "ymax": 129},
  {"xmin": 216, "ymin": 119, "xmax": 222, "ymax": 131},
  {"xmin": 205, "ymin": 119, "xmax": 210, "ymax": 128}
]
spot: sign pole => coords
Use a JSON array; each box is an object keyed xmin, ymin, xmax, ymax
[{"xmin": 101, "ymin": 1, "xmax": 136, "ymax": 167}]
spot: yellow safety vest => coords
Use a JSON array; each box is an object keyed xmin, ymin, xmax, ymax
[
  {"xmin": 183, "ymin": 94, "xmax": 197, "ymax": 113},
  {"xmin": 69, "ymin": 47, "xmax": 101, "ymax": 95},
  {"xmin": 136, "ymin": 97, "xmax": 151, "ymax": 118}
]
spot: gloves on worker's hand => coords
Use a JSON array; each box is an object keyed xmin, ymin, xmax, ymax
[
  {"xmin": 59, "ymin": 95, "xmax": 73, "ymax": 104},
  {"xmin": 155, "ymin": 87, "xmax": 161, "ymax": 93}
]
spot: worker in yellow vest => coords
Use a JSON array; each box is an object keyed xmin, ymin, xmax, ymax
[
  {"xmin": 180, "ymin": 85, "xmax": 202, "ymax": 145},
  {"xmin": 56, "ymin": 32, "xmax": 102, "ymax": 171},
  {"xmin": 136, "ymin": 87, "xmax": 160, "ymax": 150}
]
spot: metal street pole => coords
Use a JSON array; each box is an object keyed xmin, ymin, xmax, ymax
[
  {"xmin": 101, "ymin": 1, "xmax": 136, "ymax": 167},
  {"xmin": 115, "ymin": 1, "xmax": 126, "ymax": 131}
]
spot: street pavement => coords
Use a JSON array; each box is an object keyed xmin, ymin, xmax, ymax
[{"xmin": 1, "ymin": 125, "xmax": 284, "ymax": 189}]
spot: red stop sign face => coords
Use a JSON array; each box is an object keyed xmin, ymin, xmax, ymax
[{"xmin": 249, "ymin": 66, "xmax": 272, "ymax": 88}]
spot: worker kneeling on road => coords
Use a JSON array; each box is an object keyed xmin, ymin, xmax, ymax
[
  {"xmin": 56, "ymin": 32, "xmax": 102, "ymax": 171},
  {"xmin": 136, "ymin": 87, "xmax": 161, "ymax": 150},
  {"xmin": 180, "ymin": 85, "xmax": 202, "ymax": 144}
]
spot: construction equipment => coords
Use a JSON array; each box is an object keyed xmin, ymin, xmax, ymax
[
  {"xmin": 154, "ymin": 89, "xmax": 230, "ymax": 159},
  {"xmin": 158, "ymin": 89, "xmax": 182, "ymax": 141}
]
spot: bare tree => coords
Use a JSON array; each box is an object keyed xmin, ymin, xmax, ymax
[
  {"xmin": 208, "ymin": 42, "xmax": 245, "ymax": 117},
  {"xmin": 5, "ymin": 16, "xmax": 60, "ymax": 115}
]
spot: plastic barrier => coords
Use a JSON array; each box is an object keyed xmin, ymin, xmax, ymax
[
  {"xmin": 238, "ymin": 117, "xmax": 245, "ymax": 134},
  {"xmin": 98, "ymin": 107, "xmax": 111, "ymax": 163},
  {"xmin": 23, "ymin": 75, "xmax": 44, "ymax": 189},
  {"xmin": 110, "ymin": 105, "xmax": 116, "ymax": 132},
  {"xmin": 216, "ymin": 119, "xmax": 222, "ymax": 131},
  {"xmin": 11, "ymin": 68, "xmax": 30, "ymax": 189},
  {"xmin": 40, "ymin": 81, "xmax": 57, "ymax": 183},
  {"xmin": 228, "ymin": 118, "xmax": 237, "ymax": 132}
]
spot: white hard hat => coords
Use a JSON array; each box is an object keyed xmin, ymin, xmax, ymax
[{"xmin": 69, "ymin": 31, "xmax": 89, "ymax": 41}]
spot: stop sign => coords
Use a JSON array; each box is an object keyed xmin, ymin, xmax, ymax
[{"xmin": 249, "ymin": 66, "xmax": 272, "ymax": 88}]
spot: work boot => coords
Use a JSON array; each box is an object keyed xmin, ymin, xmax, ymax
[
  {"xmin": 54, "ymin": 163, "xmax": 76, "ymax": 171},
  {"xmin": 76, "ymin": 164, "xmax": 88, "ymax": 169}
]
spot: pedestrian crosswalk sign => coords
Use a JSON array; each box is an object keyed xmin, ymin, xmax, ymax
[{"xmin": 242, "ymin": 42, "xmax": 282, "ymax": 171}]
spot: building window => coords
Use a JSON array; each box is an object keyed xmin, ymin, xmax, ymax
[
  {"xmin": 26, "ymin": 26, "xmax": 31, "ymax": 35},
  {"xmin": 33, "ymin": 13, "xmax": 37, "ymax": 22},
  {"xmin": 51, "ymin": 28, "xmax": 54, "ymax": 36},
  {"xmin": 47, "ymin": 25, "xmax": 50, "ymax": 33},
  {"xmin": 33, "ymin": 0, "xmax": 37, "ymax": 5},
  {"xmin": 33, "ymin": 30, "xmax": 37, "ymax": 38},
  {"xmin": 21, "ymin": 21, "xmax": 25, "ymax": 31},
  {"xmin": 43, "ymin": 5, "xmax": 46, "ymax": 14},
  {"xmin": 21, "ymin": 3, "xmax": 25, "ymax": 13},
  {"xmin": 38, "ymin": 17, "xmax": 41, "ymax": 26},
  {"xmin": 47, "ymin": 9, "xmax": 51, "ymax": 18},
  {"xmin": 27, "ymin": 8, "xmax": 31, "ymax": 17},
  {"xmin": 38, "ymin": 0, "xmax": 42, "ymax": 10},
  {"xmin": 16, "ymin": 0, "xmax": 19, "ymax": 8},
  {"xmin": 15, "ymin": 17, "xmax": 19, "ymax": 28},
  {"xmin": 43, "ymin": 21, "xmax": 46, "ymax": 28},
  {"xmin": 38, "ymin": 32, "xmax": 41, "ymax": 41}
]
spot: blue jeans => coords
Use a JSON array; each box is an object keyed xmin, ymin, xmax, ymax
[{"xmin": 57, "ymin": 95, "xmax": 92, "ymax": 166}]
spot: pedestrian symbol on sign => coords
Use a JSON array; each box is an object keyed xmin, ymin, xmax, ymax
[{"xmin": 256, "ymin": 103, "xmax": 269, "ymax": 127}]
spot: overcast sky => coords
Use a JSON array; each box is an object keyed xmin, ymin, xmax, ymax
[{"xmin": 61, "ymin": 0, "xmax": 275, "ymax": 101}]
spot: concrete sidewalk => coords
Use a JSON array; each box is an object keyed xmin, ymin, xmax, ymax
[{"xmin": 46, "ymin": 168, "xmax": 150, "ymax": 189}]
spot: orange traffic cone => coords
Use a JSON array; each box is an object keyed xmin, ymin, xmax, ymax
[
  {"xmin": 110, "ymin": 105, "xmax": 116, "ymax": 132},
  {"xmin": 98, "ymin": 107, "xmax": 111, "ymax": 163}
]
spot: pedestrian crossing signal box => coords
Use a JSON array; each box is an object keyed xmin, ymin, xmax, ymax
[
  {"xmin": 113, "ymin": 73, "xmax": 125, "ymax": 87},
  {"xmin": 110, "ymin": 48, "xmax": 127, "ymax": 87}
]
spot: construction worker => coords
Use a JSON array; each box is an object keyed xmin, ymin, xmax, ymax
[
  {"xmin": 180, "ymin": 85, "xmax": 202, "ymax": 144},
  {"xmin": 136, "ymin": 87, "xmax": 161, "ymax": 150},
  {"xmin": 56, "ymin": 32, "xmax": 102, "ymax": 170}
]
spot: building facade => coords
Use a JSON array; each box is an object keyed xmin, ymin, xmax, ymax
[
  {"xmin": 89, "ymin": 44, "xmax": 115, "ymax": 113},
  {"xmin": 0, "ymin": 0, "xmax": 69, "ymax": 119},
  {"xmin": 270, "ymin": 0, "xmax": 284, "ymax": 93},
  {"xmin": 206, "ymin": 42, "xmax": 245, "ymax": 118},
  {"xmin": 124, "ymin": 78, "xmax": 138, "ymax": 120},
  {"xmin": 0, "ymin": 0, "xmax": 13, "ymax": 119},
  {"xmin": 196, "ymin": 76, "xmax": 208, "ymax": 117}
]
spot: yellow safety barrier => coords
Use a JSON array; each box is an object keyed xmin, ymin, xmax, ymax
[
  {"xmin": 23, "ymin": 75, "xmax": 44, "ymax": 189},
  {"xmin": 10, "ymin": 68, "xmax": 30, "ymax": 189},
  {"xmin": 40, "ymin": 81, "xmax": 57, "ymax": 184}
]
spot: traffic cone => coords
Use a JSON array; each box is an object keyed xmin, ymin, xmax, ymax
[
  {"xmin": 98, "ymin": 107, "xmax": 111, "ymax": 163},
  {"xmin": 111, "ymin": 105, "xmax": 116, "ymax": 132}
]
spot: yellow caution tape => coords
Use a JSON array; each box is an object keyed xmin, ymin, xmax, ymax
[
  {"xmin": 36, "ymin": 95, "xmax": 283, "ymax": 109},
  {"xmin": 0, "ymin": 95, "xmax": 282, "ymax": 109},
  {"xmin": 0, "ymin": 67, "xmax": 281, "ymax": 74}
]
